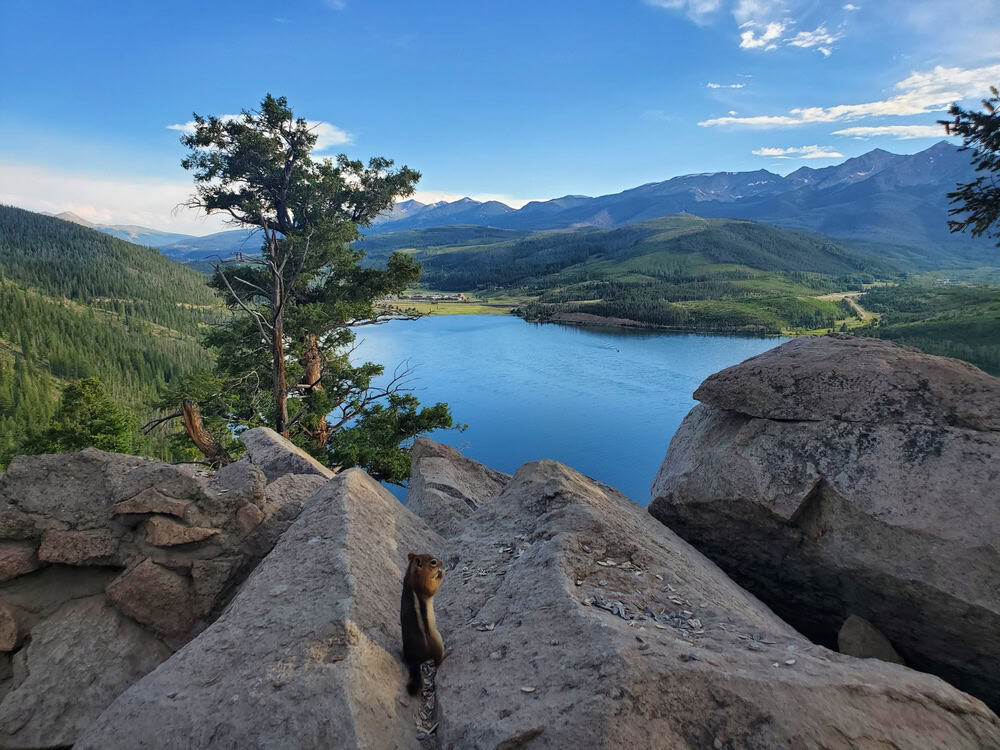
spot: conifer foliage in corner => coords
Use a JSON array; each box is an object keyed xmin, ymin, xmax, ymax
[{"xmin": 941, "ymin": 86, "xmax": 1000, "ymax": 246}]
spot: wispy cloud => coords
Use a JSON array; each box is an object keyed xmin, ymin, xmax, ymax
[
  {"xmin": 707, "ymin": 82, "xmax": 746, "ymax": 89},
  {"xmin": 739, "ymin": 21, "xmax": 784, "ymax": 50},
  {"xmin": 785, "ymin": 25, "xmax": 841, "ymax": 56},
  {"xmin": 642, "ymin": 0, "xmax": 722, "ymax": 25},
  {"xmin": 700, "ymin": 63, "xmax": 1000, "ymax": 127},
  {"xmin": 842, "ymin": 3, "xmax": 860, "ymax": 10},
  {"xmin": 166, "ymin": 115, "xmax": 352, "ymax": 151},
  {"xmin": 647, "ymin": 0, "xmax": 848, "ymax": 55},
  {"xmin": 752, "ymin": 145, "xmax": 844, "ymax": 158},
  {"xmin": 833, "ymin": 124, "xmax": 951, "ymax": 139}
]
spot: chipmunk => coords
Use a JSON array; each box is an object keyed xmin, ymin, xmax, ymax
[{"xmin": 400, "ymin": 552, "xmax": 445, "ymax": 696}]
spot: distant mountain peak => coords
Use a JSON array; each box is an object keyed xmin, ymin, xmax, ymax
[{"xmin": 47, "ymin": 211, "xmax": 94, "ymax": 228}]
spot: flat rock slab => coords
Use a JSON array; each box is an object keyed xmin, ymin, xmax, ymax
[
  {"xmin": 0, "ymin": 595, "xmax": 170, "ymax": 750},
  {"xmin": 407, "ymin": 437, "xmax": 510, "ymax": 537},
  {"xmin": 693, "ymin": 334, "xmax": 1000, "ymax": 430},
  {"xmin": 435, "ymin": 459, "xmax": 1000, "ymax": 749},
  {"xmin": 37, "ymin": 529, "xmax": 119, "ymax": 565},
  {"xmin": 239, "ymin": 427, "xmax": 336, "ymax": 482},
  {"xmin": 144, "ymin": 516, "xmax": 219, "ymax": 547},
  {"xmin": 77, "ymin": 469, "xmax": 444, "ymax": 750},
  {"xmin": 111, "ymin": 489, "xmax": 191, "ymax": 521}
]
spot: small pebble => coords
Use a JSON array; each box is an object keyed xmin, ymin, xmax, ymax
[
  {"xmin": 784, "ymin": 658, "xmax": 796, "ymax": 666},
  {"xmin": 521, "ymin": 686, "xmax": 536, "ymax": 693}
]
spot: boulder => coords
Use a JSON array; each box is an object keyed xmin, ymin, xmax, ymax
[
  {"xmin": 81, "ymin": 453, "xmax": 1000, "ymax": 749},
  {"xmin": 649, "ymin": 335, "xmax": 1000, "ymax": 709},
  {"xmin": 239, "ymin": 427, "xmax": 336, "ymax": 482},
  {"xmin": 0, "ymin": 595, "xmax": 170, "ymax": 750},
  {"xmin": 693, "ymin": 333, "xmax": 1000, "ymax": 430},
  {"xmin": 240, "ymin": 473, "xmax": 330, "ymax": 562},
  {"xmin": 77, "ymin": 469, "xmax": 444, "ymax": 750},
  {"xmin": 105, "ymin": 559, "xmax": 195, "ymax": 640},
  {"xmin": 0, "ymin": 544, "xmax": 39, "ymax": 583},
  {"xmin": 839, "ymin": 614, "xmax": 904, "ymax": 665},
  {"xmin": 0, "ymin": 603, "xmax": 19, "ymax": 652},
  {"xmin": 144, "ymin": 517, "xmax": 219, "ymax": 547},
  {"xmin": 37, "ymin": 529, "xmax": 119, "ymax": 565},
  {"xmin": 407, "ymin": 437, "xmax": 510, "ymax": 537},
  {"xmin": 0, "ymin": 449, "xmax": 327, "ymax": 747},
  {"xmin": 0, "ymin": 448, "xmax": 153, "ymax": 534},
  {"xmin": 432, "ymin": 458, "xmax": 1000, "ymax": 749},
  {"xmin": 111, "ymin": 488, "xmax": 191, "ymax": 521}
]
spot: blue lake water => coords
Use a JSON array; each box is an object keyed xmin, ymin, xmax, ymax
[{"xmin": 352, "ymin": 315, "xmax": 787, "ymax": 505}]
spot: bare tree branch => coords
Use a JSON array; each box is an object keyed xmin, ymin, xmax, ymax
[{"xmin": 141, "ymin": 411, "xmax": 183, "ymax": 435}]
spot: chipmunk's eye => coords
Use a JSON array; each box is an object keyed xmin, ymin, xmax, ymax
[{"xmin": 430, "ymin": 559, "xmax": 439, "ymax": 567}]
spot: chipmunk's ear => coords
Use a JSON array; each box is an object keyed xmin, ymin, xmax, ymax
[{"xmin": 407, "ymin": 552, "xmax": 416, "ymax": 562}]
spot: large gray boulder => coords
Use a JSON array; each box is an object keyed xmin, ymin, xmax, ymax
[
  {"xmin": 433, "ymin": 458, "xmax": 1000, "ymax": 749},
  {"xmin": 693, "ymin": 333, "xmax": 1000, "ymax": 430},
  {"xmin": 239, "ymin": 427, "xmax": 336, "ymax": 482},
  {"xmin": 649, "ymin": 334, "xmax": 1000, "ymax": 709},
  {"xmin": 76, "ymin": 470, "xmax": 445, "ymax": 750},
  {"xmin": 406, "ymin": 437, "xmax": 509, "ymax": 536}
]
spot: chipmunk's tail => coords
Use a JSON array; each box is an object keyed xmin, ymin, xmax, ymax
[{"xmin": 406, "ymin": 661, "xmax": 423, "ymax": 696}]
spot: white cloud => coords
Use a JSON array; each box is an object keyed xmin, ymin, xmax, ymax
[
  {"xmin": 739, "ymin": 21, "xmax": 785, "ymax": 49},
  {"xmin": 833, "ymin": 124, "xmax": 952, "ymax": 139},
  {"xmin": 843, "ymin": 3, "xmax": 859, "ymax": 9},
  {"xmin": 166, "ymin": 115, "xmax": 352, "ymax": 152},
  {"xmin": 643, "ymin": 0, "xmax": 722, "ymax": 24},
  {"xmin": 786, "ymin": 25, "xmax": 841, "ymax": 55},
  {"xmin": 647, "ymin": 0, "xmax": 847, "ymax": 54},
  {"xmin": 700, "ymin": 63, "xmax": 1000, "ymax": 127},
  {"xmin": 728, "ymin": 109, "xmax": 739, "ymax": 115},
  {"xmin": 407, "ymin": 190, "xmax": 545, "ymax": 210},
  {"xmin": 752, "ymin": 145, "xmax": 844, "ymax": 158},
  {"xmin": 707, "ymin": 82, "xmax": 746, "ymax": 88},
  {"xmin": 732, "ymin": 0, "xmax": 784, "ymax": 26},
  {"xmin": 0, "ymin": 163, "xmax": 229, "ymax": 235}
]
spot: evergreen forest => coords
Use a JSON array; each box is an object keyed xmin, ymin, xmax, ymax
[{"xmin": 0, "ymin": 205, "xmax": 226, "ymax": 465}]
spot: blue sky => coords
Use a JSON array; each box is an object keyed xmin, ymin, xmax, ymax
[{"xmin": 1, "ymin": 0, "xmax": 997, "ymax": 234}]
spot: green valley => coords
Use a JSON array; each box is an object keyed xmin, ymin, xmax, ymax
[{"xmin": 362, "ymin": 214, "xmax": 896, "ymax": 335}]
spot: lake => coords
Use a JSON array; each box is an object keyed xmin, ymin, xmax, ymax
[{"xmin": 352, "ymin": 315, "xmax": 788, "ymax": 505}]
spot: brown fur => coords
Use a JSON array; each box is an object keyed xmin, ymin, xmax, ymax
[{"xmin": 400, "ymin": 552, "xmax": 445, "ymax": 695}]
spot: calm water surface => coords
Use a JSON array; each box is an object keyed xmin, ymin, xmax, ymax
[{"xmin": 353, "ymin": 315, "xmax": 787, "ymax": 505}]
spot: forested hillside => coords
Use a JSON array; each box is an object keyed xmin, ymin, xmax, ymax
[
  {"xmin": 855, "ymin": 282, "xmax": 1000, "ymax": 375},
  {"xmin": 366, "ymin": 215, "xmax": 897, "ymax": 333},
  {"xmin": 0, "ymin": 205, "xmax": 224, "ymax": 463}
]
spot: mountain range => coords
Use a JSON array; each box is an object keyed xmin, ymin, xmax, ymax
[
  {"xmin": 43, "ymin": 141, "xmax": 992, "ymax": 266},
  {"xmin": 364, "ymin": 141, "xmax": 990, "ymax": 266}
]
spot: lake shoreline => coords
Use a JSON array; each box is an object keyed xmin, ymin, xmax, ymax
[{"xmin": 519, "ymin": 310, "xmax": 789, "ymax": 337}]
